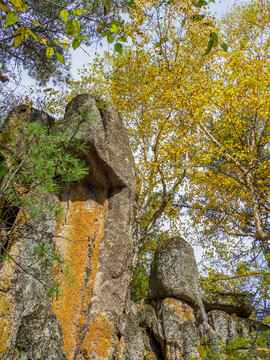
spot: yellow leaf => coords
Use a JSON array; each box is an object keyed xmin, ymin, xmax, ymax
[
  {"xmin": 14, "ymin": 34, "xmax": 24, "ymax": 48},
  {"xmin": 13, "ymin": 25, "xmax": 24, "ymax": 35},
  {"xmin": 46, "ymin": 47, "xmax": 54, "ymax": 59},
  {"xmin": 198, "ymin": 345, "xmax": 207, "ymax": 357},
  {"xmin": 60, "ymin": 9, "xmax": 69, "ymax": 22},
  {"xmin": 10, "ymin": 0, "xmax": 28, "ymax": 12},
  {"xmin": 13, "ymin": 26, "xmax": 30, "ymax": 40},
  {"xmin": 31, "ymin": 20, "xmax": 43, "ymax": 26},
  {"xmin": 262, "ymin": 315, "xmax": 270, "ymax": 323},
  {"xmin": 0, "ymin": 3, "xmax": 10, "ymax": 12}
]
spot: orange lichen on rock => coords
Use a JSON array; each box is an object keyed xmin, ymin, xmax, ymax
[
  {"xmin": 163, "ymin": 298, "xmax": 196, "ymax": 322},
  {"xmin": 0, "ymin": 280, "xmax": 12, "ymax": 355},
  {"xmin": 0, "ymin": 243, "xmax": 19, "ymax": 356},
  {"xmin": 114, "ymin": 337, "xmax": 127, "ymax": 360},
  {"xmin": 81, "ymin": 312, "xmax": 118, "ymax": 359},
  {"xmin": 52, "ymin": 184, "xmax": 108, "ymax": 359}
]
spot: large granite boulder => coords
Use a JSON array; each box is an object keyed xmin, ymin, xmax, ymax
[
  {"xmin": 148, "ymin": 237, "xmax": 207, "ymax": 324},
  {"xmin": 0, "ymin": 94, "xmax": 137, "ymax": 360}
]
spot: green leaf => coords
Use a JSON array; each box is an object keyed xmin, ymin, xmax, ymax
[
  {"xmin": 193, "ymin": 0, "xmax": 207, "ymax": 8},
  {"xmin": 10, "ymin": 0, "xmax": 28, "ymax": 11},
  {"xmin": 118, "ymin": 36, "xmax": 127, "ymax": 42},
  {"xmin": 57, "ymin": 53, "xmax": 66, "ymax": 65},
  {"xmin": 72, "ymin": 37, "xmax": 82, "ymax": 50},
  {"xmin": 114, "ymin": 42, "xmax": 123, "ymax": 54},
  {"xmin": 72, "ymin": 9, "xmax": 87, "ymax": 15},
  {"xmin": 107, "ymin": 34, "xmax": 114, "ymax": 43},
  {"xmin": 109, "ymin": 23, "xmax": 119, "ymax": 33},
  {"xmin": 221, "ymin": 42, "xmax": 228, "ymax": 52},
  {"xmin": 0, "ymin": 3, "xmax": 10, "ymax": 12},
  {"xmin": 60, "ymin": 9, "xmax": 69, "ymax": 22},
  {"xmin": 160, "ymin": 36, "xmax": 169, "ymax": 43},
  {"xmin": 49, "ymin": 91, "xmax": 60, "ymax": 95},
  {"xmin": 5, "ymin": 11, "xmax": 18, "ymax": 28},
  {"xmin": 75, "ymin": 35, "xmax": 87, "ymax": 40},
  {"xmin": 102, "ymin": 30, "xmax": 110, "ymax": 37},
  {"xmin": 72, "ymin": 35, "xmax": 87, "ymax": 49},
  {"xmin": 126, "ymin": 0, "xmax": 137, "ymax": 9},
  {"xmin": 46, "ymin": 47, "xmax": 54, "ymax": 59},
  {"xmin": 190, "ymin": 14, "xmax": 205, "ymax": 21},
  {"xmin": 96, "ymin": 23, "xmax": 104, "ymax": 34},
  {"xmin": 203, "ymin": 21, "xmax": 214, "ymax": 27},
  {"xmin": 65, "ymin": 20, "xmax": 81, "ymax": 35},
  {"xmin": 29, "ymin": 30, "xmax": 37, "ymax": 40},
  {"xmin": 203, "ymin": 38, "xmax": 213, "ymax": 56},
  {"xmin": 109, "ymin": 20, "xmax": 121, "ymax": 26},
  {"xmin": 210, "ymin": 31, "xmax": 218, "ymax": 47},
  {"xmin": 66, "ymin": 81, "xmax": 79, "ymax": 85}
]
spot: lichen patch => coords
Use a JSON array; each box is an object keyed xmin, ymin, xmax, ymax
[
  {"xmin": 163, "ymin": 298, "xmax": 195, "ymax": 322},
  {"xmin": 52, "ymin": 184, "xmax": 108, "ymax": 359},
  {"xmin": 81, "ymin": 313, "xmax": 118, "ymax": 359}
]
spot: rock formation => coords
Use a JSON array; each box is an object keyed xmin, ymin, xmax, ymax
[
  {"xmin": 139, "ymin": 237, "xmax": 270, "ymax": 360},
  {"xmin": 0, "ymin": 94, "xmax": 138, "ymax": 359},
  {"xmin": 0, "ymin": 96, "xmax": 269, "ymax": 360}
]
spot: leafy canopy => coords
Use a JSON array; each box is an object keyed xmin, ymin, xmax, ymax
[{"xmin": 0, "ymin": 0, "xmax": 133, "ymax": 84}]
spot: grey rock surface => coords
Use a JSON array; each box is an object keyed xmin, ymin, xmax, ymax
[
  {"xmin": 63, "ymin": 94, "xmax": 136, "ymax": 192},
  {"xmin": 0, "ymin": 95, "xmax": 137, "ymax": 360},
  {"xmin": 116, "ymin": 301, "xmax": 145, "ymax": 360},
  {"xmin": 148, "ymin": 237, "xmax": 207, "ymax": 323},
  {"xmin": 138, "ymin": 299, "xmax": 201, "ymax": 360},
  {"xmin": 203, "ymin": 292, "xmax": 252, "ymax": 318},
  {"xmin": 207, "ymin": 309, "xmax": 270, "ymax": 355}
]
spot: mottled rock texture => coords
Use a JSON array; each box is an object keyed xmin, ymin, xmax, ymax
[
  {"xmin": 1, "ymin": 99, "xmax": 269, "ymax": 360},
  {"xmin": 149, "ymin": 237, "xmax": 207, "ymax": 324},
  {"xmin": 143, "ymin": 237, "xmax": 270, "ymax": 360},
  {"xmin": 52, "ymin": 95, "xmax": 136, "ymax": 359},
  {"xmin": 203, "ymin": 292, "xmax": 252, "ymax": 318},
  {"xmin": 0, "ymin": 94, "xmax": 137, "ymax": 360}
]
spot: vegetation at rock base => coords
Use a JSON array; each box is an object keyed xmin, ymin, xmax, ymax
[{"xmin": 0, "ymin": 104, "xmax": 92, "ymax": 295}]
